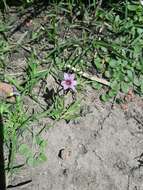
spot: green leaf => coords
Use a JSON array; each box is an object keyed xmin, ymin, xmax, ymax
[
  {"xmin": 19, "ymin": 144, "xmax": 32, "ymax": 157},
  {"xmin": 121, "ymin": 82, "xmax": 130, "ymax": 93},
  {"xmin": 35, "ymin": 136, "xmax": 43, "ymax": 146},
  {"xmin": 140, "ymin": 76, "xmax": 143, "ymax": 93},
  {"xmin": 38, "ymin": 153, "xmax": 47, "ymax": 163},
  {"xmin": 39, "ymin": 140, "xmax": 47, "ymax": 150},
  {"xmin": 27, "ymin": 156, "xmax": 35, "ymax": 166},
  {"xmin": 104, "ymin": 70, "xmax": 111, "ymax": 78},
  {"xmin": 127, "ymin": 4, "xmax": 138, "ymax": 11},
  {"xmin": 127, "ymin": 70, "xmax": 133, "ymax": 81},
  {"xmin": 109, "ymin": 59, "xmax": 117, "ymax": 68},
  {"xmin": 91, "ymin": 82, "xmax": 102, "ymax": 90},
  {"xmin": 110, "ymin": 80, "xmax": 120, "ymax": 91},
  {"xmin": 94, "ymin": 57, "xmax": 103, "ymax": 70},
  {"xmin": 101, "ymin": 94, "xmax": 110, "ymax": 102},
  {"xmin": 141, "ymin": 83, "xmax": 143, "ymax": 93},
  {"xmin": 133, "ymin": 76, "xmax": 140, "ymax": 86},
  {"xmin": 108, "ymin": 90, "xmax": 117, "ymax": 98}
]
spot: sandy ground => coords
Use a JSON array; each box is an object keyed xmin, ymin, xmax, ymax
[{"xmin": 9, "ymin": 91, "xmax": 143, "ymax": 190}]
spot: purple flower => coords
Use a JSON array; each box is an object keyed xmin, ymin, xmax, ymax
[
  {"xmin": 11, "ymin": 86, "xmax": 20, "ymax": 96},
  {"xmin": 61, "ymin": 73, "xmax": 77, "ymax": 91}
]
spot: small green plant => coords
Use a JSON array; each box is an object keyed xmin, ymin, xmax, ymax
[
  {"xmin": 0, "ymin": 98, "xmax": 29, "ymax": 172},
  {"xmin": 23, "ymin": 53, "xmax": 49, "ymax": 95},
  {"xmin": 0, "ymin": 97, "xmax": 49, "ymax": 175},
  {"xmin": 49, "ymin": 94, "xmax": 81, "ymax": 121}
]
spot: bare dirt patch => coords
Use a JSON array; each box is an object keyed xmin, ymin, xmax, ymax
[{"xmin": 10, "ymin": 93, "xmax": 143, "ymax": 190}]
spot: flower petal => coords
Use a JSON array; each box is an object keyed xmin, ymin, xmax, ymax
[
  {"xmin": 12, "ymin": 86, "xmax": 20, "ymax": 96},
  {"xmin": 61, "ymin": 81, "xmax": 66, "ymax": 86},
  {"xmin": 70, "ymin": 85, "xmax": 76, "ymax": 91},
  {"xmin": 61, "ymin": 81, "xmax": 69, "ymax": 90},
  {"xmin": 69, "ymin": 74, "xmax": 75, "ymax": 80},
  {"xmin": 72, "ymin": 80, "xmax": 77, "ymax": 86},
  {"xmin": 64, "ymin": 73, "xmax": 70, "ymax": 80}
]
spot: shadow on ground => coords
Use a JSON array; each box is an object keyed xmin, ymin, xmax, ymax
[{"xmin": 0, "ymin": 114, "xmax": 6, "ymax": 190}]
